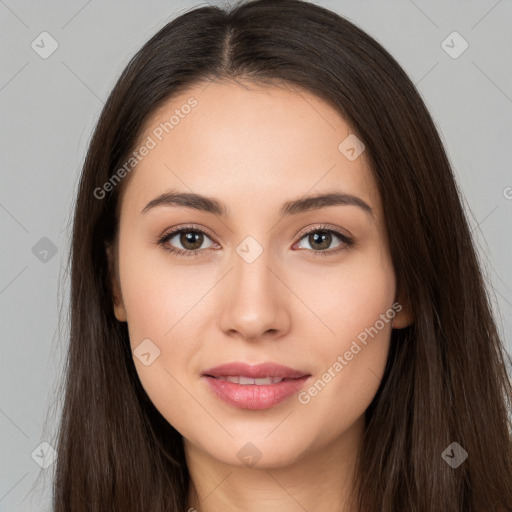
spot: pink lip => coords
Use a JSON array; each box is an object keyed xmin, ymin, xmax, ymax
[
  {"xmin": 202, "ymin": 361, "xmax": 309, "ymax": 379},
  {"xmin": 201, "ymin": 362, "xmax": 312, "ymax": 410}
]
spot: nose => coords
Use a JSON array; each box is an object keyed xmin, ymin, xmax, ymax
[{"xmin": 217, "ymin": 245, "xmax": 291, "ymax": 342}]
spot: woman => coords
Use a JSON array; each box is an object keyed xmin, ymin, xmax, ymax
[{"xmin": 52, "ymin": 0, "xmax": 512, "ymax": 510}]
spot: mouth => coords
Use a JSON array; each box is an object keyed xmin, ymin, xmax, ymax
[
  {"xmin": 205, "ymin": 375, "xmax": 306, "ymax": 385},
  {"xmin": 200, "ymin": 362, "xmax": 312, "ymax": 409}
]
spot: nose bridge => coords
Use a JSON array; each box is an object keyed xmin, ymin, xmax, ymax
[{"xmin": 235, "ymin": 240, "xmax": 273, "ymax": 295}]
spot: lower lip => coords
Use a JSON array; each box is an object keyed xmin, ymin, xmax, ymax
[{"xmin": 202, "ymin": 375, "xmax": 311, "ymax": 410}]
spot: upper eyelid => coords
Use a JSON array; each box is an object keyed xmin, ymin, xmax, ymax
[
  {"xmin": 298, "ymin": 224, "xmax": 350, "ymax": 238},
  {"xmin": 162, "ymin": 224, "xmax": 216, "ymax": 242}
]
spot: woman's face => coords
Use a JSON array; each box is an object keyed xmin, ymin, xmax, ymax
[{"xmin": 109, "ymin": 80, "xmax": 412, "ymax": 469}]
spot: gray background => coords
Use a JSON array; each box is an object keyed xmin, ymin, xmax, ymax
[{"xmin": 1, "ymin": 0, "xmax": 511, "ymax": 510}]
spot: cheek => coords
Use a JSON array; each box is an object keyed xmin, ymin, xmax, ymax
[
  {"xmin": 294, "ymin": 246, "xmax": 396, "ymax": 351},
  {"xmin": 293, "ymin": 249, "xmax": 396, "ymax": 435},
  {"xmin": 117, "ymin": 243, "xmax": 213, "ymax": 413},
  {"xmin": 118, "ymin": 235, "xmax": 210, "ymax": 345},
  {"xmin": 118, "ymin": 260, "xmax": 206, "ymax": 430}
]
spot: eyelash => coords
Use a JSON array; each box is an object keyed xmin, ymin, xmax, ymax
[{"xmin": 156, "ymin": 223, "xmax": 354, "ymax": 258}]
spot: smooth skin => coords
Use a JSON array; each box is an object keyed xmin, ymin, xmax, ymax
[{"xmin": 108, "ymin": 80, "xmax": 413, "ymax": 512}]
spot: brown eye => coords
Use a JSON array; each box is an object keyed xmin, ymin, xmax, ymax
[
  {"xmin": 178, "ymin": 230, "xmax": 204, "ymax": 251},
  {"xmin": 307, "ymin": 231, "xmax": 332, "ymax": 250},
  {"xmin": 157, "ymin": 226, "xmax": 217, "ymax": 257},
  {"xmin": 294, "ymin": 226, "xmax": 354, "ymax": 256}
]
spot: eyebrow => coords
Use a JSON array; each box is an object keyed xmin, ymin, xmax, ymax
[{"xmin": 141, "ymin": 188, "xmax": 374, "ymax": 220}]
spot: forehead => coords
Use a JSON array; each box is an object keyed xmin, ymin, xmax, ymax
[{"xmin": 121, "ymin": 80, "xmax": 381, "ymax": 220}]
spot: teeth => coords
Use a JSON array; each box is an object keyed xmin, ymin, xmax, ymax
[{"xmin": 216, "ymin": 376, "xmax": 285, "ymax": 385}]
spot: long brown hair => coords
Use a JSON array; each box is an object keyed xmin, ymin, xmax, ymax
[{"xmin": 50, "ymin": 0, "xmax": 512, "ymax": 510}]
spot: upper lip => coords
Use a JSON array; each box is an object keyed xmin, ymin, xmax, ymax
[{"xmin": 202, "ymin": 362, "xmax": 310, "ymax": 379}]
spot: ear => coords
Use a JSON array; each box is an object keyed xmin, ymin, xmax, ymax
[
  {"xmin": 105, "ymin": 242, "xmax": 127, "ymax": 322},
  {"xmin": 392, "ymin": 286, "xmax": 414, "ymax": 329}
]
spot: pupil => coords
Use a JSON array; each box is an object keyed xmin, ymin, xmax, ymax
[{"xmin": 311, "ymin": 232, "xmax": 331, "ymax": 250}]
